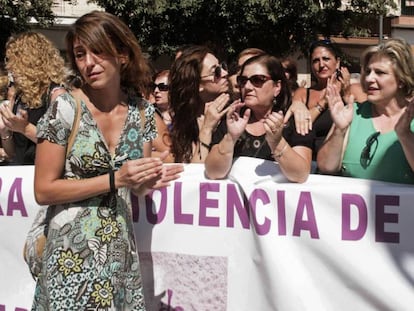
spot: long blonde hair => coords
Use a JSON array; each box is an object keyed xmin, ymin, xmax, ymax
[{"xmin": 5, "ymin": 32, "xmax": 67, "ymax": 109}]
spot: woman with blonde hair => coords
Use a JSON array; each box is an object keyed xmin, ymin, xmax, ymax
[{"xmin": 0, "ymin": 32, "xmax": 67, "ymax": 164}]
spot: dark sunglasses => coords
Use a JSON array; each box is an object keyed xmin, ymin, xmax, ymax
[
  {"xmin": 236, "ymin": 75, "xmax": 273, "ymax": 88},
  {"xmin": 201, "ymin": 62, "xmax": 228, "ymax": 81},
  {"xmin": 309, "ymin": 38, "xmax": 336, "ymax": 54},
  {"xmin": 360, "ymin": 131, "xmax": 380, "ymax": 168},
  {"xmin": 152, "ymin": 82, "xmax": 169, "ymax": 92}
]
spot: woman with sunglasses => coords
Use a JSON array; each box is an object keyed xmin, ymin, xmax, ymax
[
  {"xmin": 153, "ymin": 70, "xmax": 173, "ymax": 129},
  {"xmin": 205, "ymin": 54, "xmax": 315, "ymax": 183},
  {"xmin": 317, "ymin": 38, "xmax": 414, "ymax": 184},
  {"xmin": 286, "ymin": 39, "xmax": 366, "ymax": 164},
  {"xmin": 148, "ymin": 69, "xmax": 174, "ymax": 162},
  {"xmin": 227, "ymin": 47, "xmax": 266, "ymax": 101},
  {"xmin": 169, "ymin": 45, "xmax": 230, "ymax": 163}
]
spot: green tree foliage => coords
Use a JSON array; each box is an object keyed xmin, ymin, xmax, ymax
[
  {"xmin": 91, "ymin": 0, "xmax": 396, "ymax": 62},
  {"xmin": 0, "ymin": 0, "xmax": 396, "ymax": 65},
  {"xmin": 0, "ymin": 0, "xmax": 55, "ymax": 60}
]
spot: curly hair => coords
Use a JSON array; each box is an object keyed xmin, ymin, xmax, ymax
[
  {"xmin": 169, "ymin": 45, "xmax": 211, "ymax": 163},
  {"xmin": 65, "ymin": 11, "xmax": 152, "ymax": 98},
  {"xmin": 5, "ymin": 32, "xmax": 67, "ymax": 109},
  {"xmin": 0, "ymin": 75, "xmax": 8, "ymax": 101}
]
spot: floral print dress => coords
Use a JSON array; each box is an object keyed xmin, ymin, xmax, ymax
[{"xmin": 32, "ymin": 91, "xmax": 156, "ymax": 310}]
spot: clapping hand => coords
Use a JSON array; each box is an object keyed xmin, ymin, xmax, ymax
[
  {"xmin": 326, "ymin": 77, "xmax": 354, "ymax": 130},
  {"xmin": 0, "ymin": 101, "xmax": 29, "ymax": 134},
  {"xmin": 264, "ymin": 111, "xmax": 284, "ymax": 150},
  {"xmin": 395, "ymin": 97, "xmax": 414, "ymax": 138},
  {"xmin": 283, "ymin": 100, "xmax": 311, "ymax": 135},
  {"xmin": 226, "ymin": 100, "xmax": 250, "ymax": 141},
  {"xmin": 202, "ymin": 93, "xmax": 231, "ymax": 130}
]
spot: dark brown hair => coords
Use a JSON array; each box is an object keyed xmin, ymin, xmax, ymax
[
  {"xmin": 65, "ymin": 11, "xmax": 152, "ymax": 98},
  {"xmin": 169, "ymin": 45, "xmax": 211, "ymax": 163}
]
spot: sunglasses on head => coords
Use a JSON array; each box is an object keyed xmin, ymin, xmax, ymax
[
  {"xmin": 309, "ymin": 38, "xmax": 335, "ymax": 54},
  {"xmin": 360, "ymin": 131, "xmax": 380, "ymax": 168},
  {"xmin": 236, "ymin": 74, "xmax": 273, "ymax": 88},
  {"xmin": 201, "ymin": 62, "xmax": 228, "ymax": 81},
  {"xmin": 152, "ymin": 82, "xmax": 169, "ymax": 92}
]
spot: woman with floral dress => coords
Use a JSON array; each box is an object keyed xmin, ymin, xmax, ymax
[{"xmin": 32, "ymin": 11, "xmax": 183, "ymax": 310}]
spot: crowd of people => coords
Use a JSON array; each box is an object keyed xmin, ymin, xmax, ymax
[{"xmin": 0, "ymin": 9, "xmax": 413, "ymax": 310}]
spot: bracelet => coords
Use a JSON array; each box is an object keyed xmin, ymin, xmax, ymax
[
  {"xmin": 315, "ymin": 103, "xmax": 325, "ymax": 113},
  {"xmin": 272, "ymin": 142, "xmax": 288, "ymax": 161},
  {"xmin": 109, "ymin": 169, "xmax": 116, "ymax": 193},
  {"xmin": 199, "ymin": 139, "xmax": 211, "ymax": 151},
  {"xmin": 1, "ymin": 133, "xmax": 12, "ymax": 140}
]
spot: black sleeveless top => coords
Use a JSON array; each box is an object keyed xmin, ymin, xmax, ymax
[
  {"xmin": 11, "ymin": 83, "xmax": 63, "ymax": 165},
  {"xmin": 305, "ymin": 88, "xmax": 333, "ymax": 160}
]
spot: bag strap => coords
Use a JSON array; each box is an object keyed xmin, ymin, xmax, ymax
[
  {"xmin": 66, "ymin": 94, "xmax": 81, "ymax": 157},
  {"xmin": 138, "ymin": 101, "xmax": 145, "ymax": 132}
]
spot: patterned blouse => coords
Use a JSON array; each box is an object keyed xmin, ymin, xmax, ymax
[{"xmin": 32, "ymin": 91, "xmax": 156, "ymax": 310}]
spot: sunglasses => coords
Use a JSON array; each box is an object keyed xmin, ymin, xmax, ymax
[
  {"xmin": 309, "ymin": 38, "xmax": 336, "ymax": 54},
  {"xmin": 360, "ymin": 131, "xmax": 380, "ymax": 168},
  {"xmin": 201, "ymin": 62, "xmax": 228, "ymax": 81},
  {"xmin": 152, "ymin": 82, "xmax": 169, "ymax": 92},
  {"xmin": 236, "ymin": 75, "xmax": 273, "ymax": 88}
]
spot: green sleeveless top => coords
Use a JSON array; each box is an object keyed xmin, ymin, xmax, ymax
[{"xmin": 342, "ymin": 101, "xmax": 414, "ymax": 184}]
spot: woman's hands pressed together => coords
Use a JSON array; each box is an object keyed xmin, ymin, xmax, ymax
[{"xmin": 117, "ymin": 150, "xmax": 184, "ymax": 196}]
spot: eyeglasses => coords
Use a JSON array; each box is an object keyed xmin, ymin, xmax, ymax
[
  {"xmin": 360, "ymin": 131, "xmax": 380, "ymax": 168},
  {"xmin": 236, "ymin": 75, "xmax": 273, "ymax": 88},
  {"xmin": 152, "ymin": 82, "xmax": 169, "ymax": 92},
  {"xmin": 201, "ymin": 62, "xmax": 228, "ymax": 82}
]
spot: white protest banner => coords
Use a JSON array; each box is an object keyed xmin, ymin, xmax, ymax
[{"xmin": 1, "ymin": 158, "xmax": 414, "ymax": 310}]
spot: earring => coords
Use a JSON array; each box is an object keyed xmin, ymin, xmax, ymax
[
  {"xmin": 70, "ymin": 72, "xmax": 84, "ymax": 88},
  {"xmin": 272, "ymin": 97, "xmax": 278, "ymax": 107}
]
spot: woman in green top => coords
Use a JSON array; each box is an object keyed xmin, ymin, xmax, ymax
[{"xmin": 317, "ymin": 38, "xmax": 414, "ymax": 184}]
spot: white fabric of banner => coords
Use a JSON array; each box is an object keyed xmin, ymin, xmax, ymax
[{"xmin": 1, "ymin": 158, "xmax": 414, "ymax": 310}]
